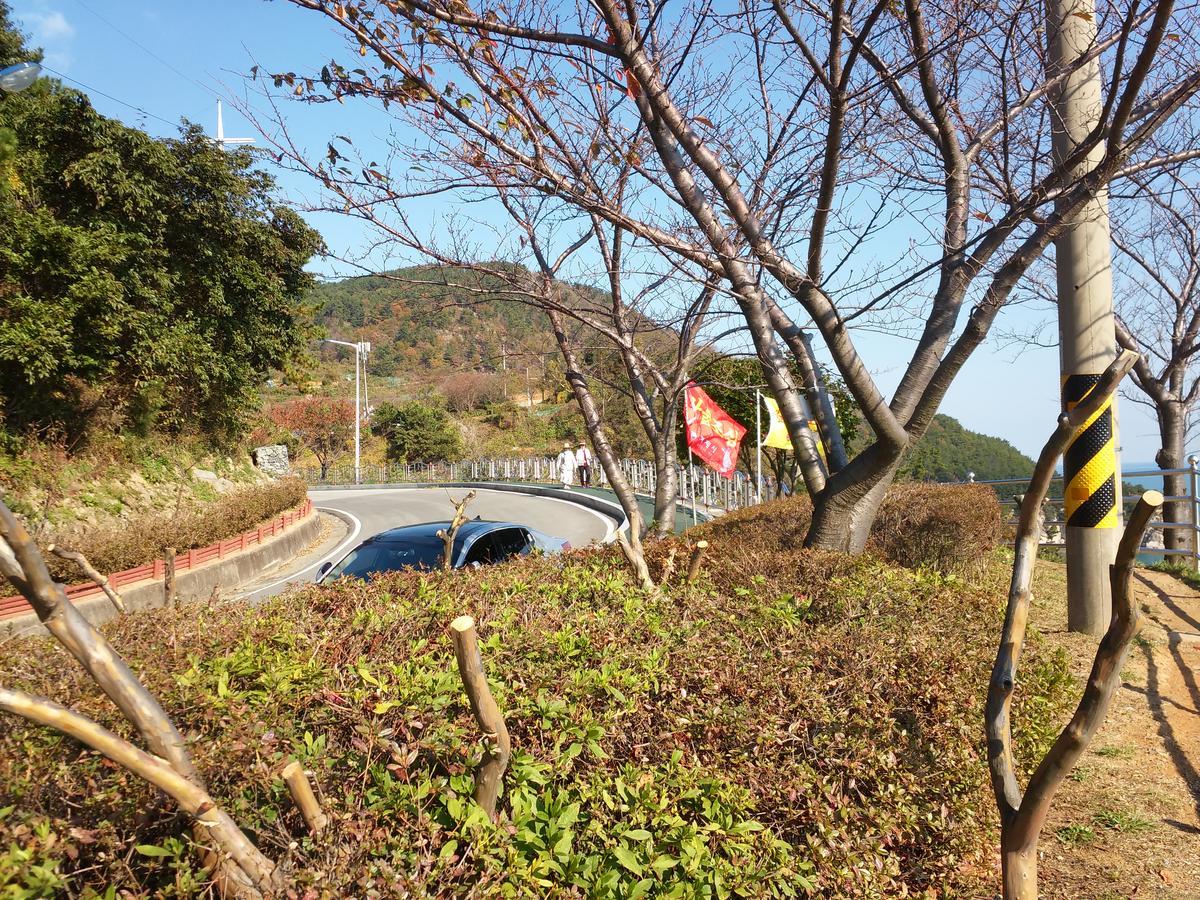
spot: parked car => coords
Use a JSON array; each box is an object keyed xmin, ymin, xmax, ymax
[{"xmin": 315, "ymin": 520, "xmax": 569, "ymax": 583}]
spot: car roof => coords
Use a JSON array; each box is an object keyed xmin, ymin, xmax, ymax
[{"xmin": 370, "ymin": 520, "xmax": 525, "ymax": 544}]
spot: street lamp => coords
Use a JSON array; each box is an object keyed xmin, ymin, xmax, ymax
[
  {"xmin": 320, "ymin": 339, "xmax": 371, "ymax": 484},
  {"xmin": 0, "ymin": 62, "xmax": 42, "ymax": 93}
]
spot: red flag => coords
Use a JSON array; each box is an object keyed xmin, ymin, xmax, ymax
[{"xmin": 684, "ymin": 382, "xmax": 746, "ymax": 478}]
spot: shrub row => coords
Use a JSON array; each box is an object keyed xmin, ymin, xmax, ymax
[
  {"xmin": 869, "ymin": 482, "xmax": 1003, "ymax": 577},
  {"xmin": 0, "ymin": 497, "xmax": 1067, "ymax": 897},
  {"xmin": 698, "ymin": 481, "xmax": 1003, "ymax": 577},
  {"xmin": 38, "ymin": 477, "xmax": 308, "ymax": 581}
]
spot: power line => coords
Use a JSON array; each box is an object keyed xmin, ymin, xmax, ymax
[
  {"xmin": 40, "ymin": 65, "xmax": 178, "ymax": 129},
  {"xmin": 69, "ymin": 0, "xmax": 221, "ymax": 101}
]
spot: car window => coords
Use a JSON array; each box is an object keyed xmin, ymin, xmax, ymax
[
  {"xmin": 326, "ymin": 541, "xmax": 442, "ymax": 580},
  {"xmin": 463, "ymin": 532, "xmax": 499, "ymax": 567},
  {"xmin": 496, "ymin": 528, "xmax": 532, "ymax": 558}
]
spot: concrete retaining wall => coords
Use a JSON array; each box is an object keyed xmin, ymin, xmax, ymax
[{"xmin": 1, "ymin": 509, "xmax": 322, "ymax": 640}]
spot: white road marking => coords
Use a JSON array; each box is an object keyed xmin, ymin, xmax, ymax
[
  {"xmin": 528, "ymin": 493, "xmax": 619, "ymax": 543},
  {"xmin": 308, "ymin": 486, "xmax": 623, "ymax": 542},
  {"xmin": 241, "ymin": 507, "xmax": 362, "ymax": 599}
]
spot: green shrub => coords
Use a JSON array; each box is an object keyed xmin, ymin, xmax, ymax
[
  {"xmin": 39, "ymin": 477, "xmax": 307, "ymax": 579},
  {"xmin": 869, "ymin": 482, "xmax": 1003, "ymax": 576},
  {"xmin": 0, "ymin": 504, "xmax": 1075, "ymax": 897}
]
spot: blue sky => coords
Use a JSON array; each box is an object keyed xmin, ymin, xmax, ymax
[{"xmin": 8, "ymin": 0, "xmax": 1172, "ymax": 464}]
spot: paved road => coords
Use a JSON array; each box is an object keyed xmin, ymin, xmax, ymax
[{"xmin": 235, "ymin": 485, "xmax": 622, "ymax": 601}]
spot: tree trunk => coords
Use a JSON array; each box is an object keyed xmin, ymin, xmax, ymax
[
  {"xmin": 805, "ymin": 443, "xmax": 903, "ymax": 552},
  {"xmin": 650, "ymin": 406, "xmax": 679, "ymax": 536},
  {"xmin": 1156, "ymin": 402, "xmax": 1190, "ymax": 555},
  {"xmin": 546, "ymin": 309, "xmax": 655, "ymax": 590},
  {"xmin": 1001, "ymin": 835, "xmax": 1038, "ymax": 900}
]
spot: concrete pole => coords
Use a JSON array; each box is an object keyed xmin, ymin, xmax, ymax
[
  {"xmin": 1048, "ymin": 0, "xmax": 1121, "ymax": 634},
  {"xmin": 353, "ymin": 343, "xmax": 361, "ymax": 485}
]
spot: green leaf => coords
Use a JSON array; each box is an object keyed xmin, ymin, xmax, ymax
[
  {"xmin": 622, "ymin": 828, "xmax": 652, "ymax": 841},
  {"xmin": 651, "ymin": 855, "xmax": 679, "ymax": 873},
  {"xmin": 552, "ymin": 831, "xmax": 573, "ymax": 857},
  {"xmin": 612, "ymin": 846, "xmax": 643, "ymax": 875},
  {"xmin": 135, "ymin": 844, "xmax": 174, "ymax": 858}
]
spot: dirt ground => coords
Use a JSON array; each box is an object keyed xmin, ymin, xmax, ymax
[{"xmin": 1033, "ymin": 564, "xmax": 1200, "ymax": 899}]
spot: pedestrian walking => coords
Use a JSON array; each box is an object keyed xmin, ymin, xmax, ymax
[
  {"xmin": 575, "ymin": 440, "xmax": 593, "ymax": 487},
  {"xmin": 556, "ymin": 442, "xmax": 576, "ymax": 489}
]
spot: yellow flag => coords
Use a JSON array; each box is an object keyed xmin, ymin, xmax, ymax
[
  {"xmin": 762, "ymin": 397, "xmax": 793, "ymax": 449},
  {"xmin": 762, "ymin": 396, "xmax": 826, "ymax": 459}
]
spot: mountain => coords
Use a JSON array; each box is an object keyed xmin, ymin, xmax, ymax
[
  {"xmin": 309, "ymin": 267, "xmax": 559, "ymax": 383},
  {"xmin": 900, "ymin": 414, "xmax": 1034, "ymax": 482}
]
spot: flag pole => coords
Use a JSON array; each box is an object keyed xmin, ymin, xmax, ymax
[
  {"xmin": 689, "ymin": 447, "xmax": 698, "ymax": 526},
  {"xmin": 755, "ymin": 389, "xmax": 762, "ymax": 504}
]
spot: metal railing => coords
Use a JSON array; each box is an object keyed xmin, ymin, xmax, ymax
[
  {"xmin": 297, "ymin": 456, "xmax": 762, "ymax": 513},
  {"xmin": 969, "ymin": 458, "xmax": 1200, "ymax": 569}
]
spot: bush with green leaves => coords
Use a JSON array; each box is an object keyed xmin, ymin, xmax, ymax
[
  {"xmin": 0, "ymin": 4, "xmax": 321, "ymax": 445},
  {"xmin": 372, "ymin": 400, "xmax": 463, "ymax": 464}
]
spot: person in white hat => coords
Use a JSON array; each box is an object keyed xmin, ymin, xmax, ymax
[{"xmin": 556, "ymin": 441, "xmax": 576, "ymax": 489}]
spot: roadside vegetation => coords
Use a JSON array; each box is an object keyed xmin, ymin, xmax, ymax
[{"xmin": 0, "ymin": 486, "xmax": 1086, "ymax": 897}]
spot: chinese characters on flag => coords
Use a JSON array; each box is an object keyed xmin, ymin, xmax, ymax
[{"xmin": 684, "ymin": 383, "xmax": 746, "ymax": 478}]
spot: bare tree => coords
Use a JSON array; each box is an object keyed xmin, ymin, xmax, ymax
[
  {"xmin": 1111, "ymin": 169, "xmax": 1200, "ymax": 555},
  {"xmin": 985, "ymin": 349, "xmax": 1162, "ymax": 897},
  {"xmin": 264, "ymin": 0, "xmax": 1200, "ymax": 552}
]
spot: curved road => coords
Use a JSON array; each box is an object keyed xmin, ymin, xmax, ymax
[{"xmin": 237, "ymin": 485, "xmax": 621, "ymax": 601}]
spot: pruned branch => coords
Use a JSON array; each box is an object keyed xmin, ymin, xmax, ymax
[
  {"xmin": 686, "ymin": 540, "xmax": 709, "ymax": 584},
  {"xmin": 984, "ymin": 348, "xmax": 1156, "ymax": 898},
  {"xmin": 282, "ymin": 760, "xmax": 328, "ymax": 836},
  {"xmin": 48, "ymin": 544, "xmax": 125, "ymax": 614},
  {"xmin": 436, "ymin": 491, "xmax": 476, "ymax": 572},
  {"xmin": 0, "ymin": 498, "xmax": 274, "ymax": 896},
  {"xmin": 449, "ymin": 615, "xmax": 511, "ymax": 821},
  {"xmin": 0, "ymin": 686, "xmax": 278, "ymax": 893}
]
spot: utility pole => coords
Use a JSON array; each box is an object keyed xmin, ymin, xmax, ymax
[
  {"xmin": 321, "ymin": 338, "xmax": 369, "ymax": 485},
  {"xmin": 1049, "ymin": 0, "xmax": 1120, "ymax": 634}
]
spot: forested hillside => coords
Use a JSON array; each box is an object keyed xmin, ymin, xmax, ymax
[
  {"xmin": 311, "ymin": 271, "xmax": 1036, "ymax": 482},
  {"xmin": 898, "ymin": 414, "xmax": 1034, "ymax": 482},
  {"xmin": 310, "ymin": 268, "xmax": 559, "ymax": 382}
]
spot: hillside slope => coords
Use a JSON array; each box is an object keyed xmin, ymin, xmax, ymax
[
  {"xmin": 899, "ymin": 413, "xmax": 1034, "ymax": 482},
  {"xmin": 311, "ymin": 267, "xmax": 559, "ymax": 383}
]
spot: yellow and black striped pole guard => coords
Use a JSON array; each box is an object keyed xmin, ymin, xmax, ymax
[{"xmin": 1061, "ymin": 374, "xmax": 1118, "ymax": 529}]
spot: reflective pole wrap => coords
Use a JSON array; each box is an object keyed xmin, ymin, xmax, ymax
[{"xmin": 1061, "ymin": 375, "xmax": 1119, "ymax": 530}]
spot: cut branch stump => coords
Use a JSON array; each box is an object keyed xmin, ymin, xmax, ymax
[
  {"xmin": 450, "ymin": 615, "xmax": 510, "ymax": 820},
  {"xmin": 686, "ymin": 540, "xmax": 709, "ymax": 584},
  {"xmin": 282, "ymin": 760, "xmax": 328, "ymax": 835},
  {"xmin": 164, "ymin": 548, "xmax": 177, "ymax": 608}
]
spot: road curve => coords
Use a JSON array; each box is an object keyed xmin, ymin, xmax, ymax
[{"xmin": 239, "ymin": 485, "xmax": 622, "ymax": 601}]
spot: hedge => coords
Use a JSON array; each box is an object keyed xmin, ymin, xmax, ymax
[{"xmin": 0, "ymin": 494, "xmax": 1072, "ymax": 897}]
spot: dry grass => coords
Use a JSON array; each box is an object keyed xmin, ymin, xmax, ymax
[{"xmin": 38, "ymin": 477, "xmax": 307, "ymax": 579}]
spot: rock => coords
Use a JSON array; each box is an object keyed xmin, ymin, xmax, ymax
[{"xmin": 252, "ymin": 444, "xmax": 290, "ymax": 476}]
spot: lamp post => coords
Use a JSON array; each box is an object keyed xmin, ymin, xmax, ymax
[
  {"xmin": 320, "ymin": 339, "xmax": 370, "ymax": 484},
  {"xmin": 0, "ymin": 62, "xmax": 42, "ymax": 93}
]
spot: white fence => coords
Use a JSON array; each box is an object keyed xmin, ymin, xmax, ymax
[{"xmin": 298, "ymin": 456, "xmax": 762, "ymax": 512}]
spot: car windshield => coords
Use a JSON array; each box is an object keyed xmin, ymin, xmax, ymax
[{"xmin": 326, "ymin": 539, "xmax": 445, "ymax": 580}]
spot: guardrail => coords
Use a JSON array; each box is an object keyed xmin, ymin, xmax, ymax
[
  {"xmin": 0, "ymin": 500, "xmax": 315, "ymax": 621},
  {"xmin": 969, "ymin": 460, "xmax": 1198, "ymax": 569},
  {"xmin": 298, "ymin": 457, "xmax": 762, "ymax": 513}
]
